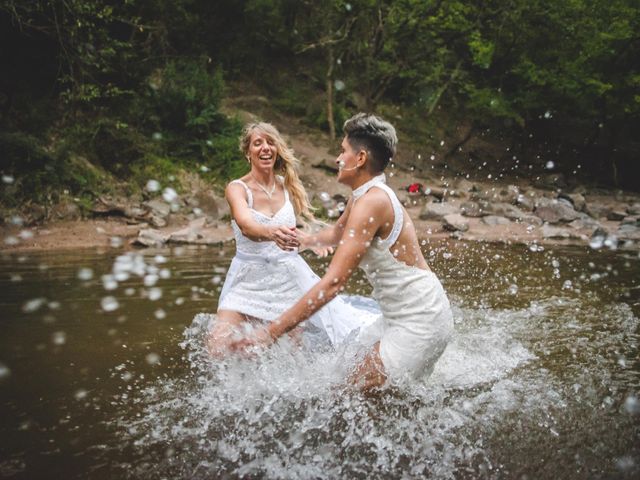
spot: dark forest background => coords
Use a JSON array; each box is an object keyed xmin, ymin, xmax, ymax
[{"xmin": 1, "ymin": 0, "xmax": 638, "ymax": 212}]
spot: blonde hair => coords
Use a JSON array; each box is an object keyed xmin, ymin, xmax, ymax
[{"xmin": 240, "ymin": 122, "xmax": 315, "ymax": 222}]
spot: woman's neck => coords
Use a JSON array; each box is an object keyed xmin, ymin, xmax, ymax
[{"xmin": 250, "ymin": 168, "xmax": 275, "ymax": 186}]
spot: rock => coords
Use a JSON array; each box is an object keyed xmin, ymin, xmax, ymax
[
  {"xmin": 621, "ymin": 216, "xmax": 640, "ymax": 226},
  {"xmin": 419, "ymin": 202, "xmax": 459, "ymax": 220},
  {"xmin": 540, "ymin": 224, "xmax": 572, "ymax": 239},
  {"xmin": 521, "ymin": 215, "xmax": 544, "ymax": 227},
  {"xmin": 585, "ymin": 203, "xmax": 612, "ymax": 219},
  {"xmin": 424, "ymin": 186, "xmax": 449, "ymax": 201},
  {"xmin": 627, "ymin": 203, "xmax": 640, "ymax": 216},
  {"xmin": 617, "ymin": 223, "xmax": 640, "ymax": 241},
  {"xmin": 398, "ymin": 191, "xmax": 428, "ymax": 208},
  {"xmin": 443, "ymin": 214, "xmax": 469, "ymax": 232},
  {"xmin": 499, "ymin": 185, "xmax": 520, "ymax": 204},
  {"xmin": 486, "ymin": 202, "xmax": 527, "ymax": 221},
  {"xmin": 607, "ymin": 210, "xmax": 627, "ymax": 221},
  {"xmin": 149, "ymin": 214, "xmax": 168, "ymax": 228},
  {"xmin": 515, "ymin": 193, "xmax": 536, "ymax": 212},
  {"xmin": 23, "ymin": 203, "xmax": 47, "ymax": 225},
  {"xmin": 51, "ymin": 200, "xmax": 81, "ymax": 221},
  {"xmin": 169, "ymin": 218, "xmax": 206, "ymax": 243},
  {"xmin": 568, "ymin": 213, "xmax": 602, "ymax": 231},
  {"xmin": 482, "ymin": 215, "xmax": 511, "ymax": 226},
  {"xmin": 558, "ymin": 192, "xmax": 586, "ymax": 212},
  {"xmin": 455, "ymin": 178, "xmax": 476, "ymax": 194},
  {"xmin": 188, "ymin": 191, "xmax": 228, "ymax": 220},
  {"xmin": 134, "ymin": 228, "xmax": 169, "ymax": 247},
  {"xmin": 534, "ymin": 197, "xmax": 580, "ymax": 224},
  {"xmin": 460, "ymin": 201, "xmax": 487, "ymax": 217},
  {"xmin": 144, "ymin": 199, "xmax": 171, "ymax": 218}
]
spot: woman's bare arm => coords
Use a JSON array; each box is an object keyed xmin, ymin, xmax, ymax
[{"xmin": 226, "ymin": 183, "xmax": 298, "ymax": 250}]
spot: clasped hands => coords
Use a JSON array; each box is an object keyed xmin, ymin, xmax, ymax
[{"xmin": 269, "ymin": 226, "xmax": 334, "ymax": 257}]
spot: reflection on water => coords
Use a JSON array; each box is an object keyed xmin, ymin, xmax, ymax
[{"xmin": 0, "ymin": 241, "xmax": 638, "ymax": 479}]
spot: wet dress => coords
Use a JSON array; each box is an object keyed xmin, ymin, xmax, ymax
[
  {"xmin": 353, "ymin": 174, "xmax": 454, "ymax": 379},
  {"xmin": 217, "ymin": 177, "xmax": 377, "ymax": 346}
]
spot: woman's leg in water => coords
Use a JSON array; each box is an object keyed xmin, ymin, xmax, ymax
[
  {"xmin": 348, "ymin": 342, "xmax": 387, "ymax": 391},
  {"xmin": 207, "ymin": 309, "xmax": 247, "ymax": 357}
]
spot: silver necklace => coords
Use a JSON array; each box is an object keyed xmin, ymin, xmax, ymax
[{"xmin": 251, "ymin": 174, "xmax": 276, "ymax": 199}]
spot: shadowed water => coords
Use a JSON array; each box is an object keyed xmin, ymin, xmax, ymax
[{"xmin": 0, "ymin": 241, "xmax": 638, "ymax": 479}]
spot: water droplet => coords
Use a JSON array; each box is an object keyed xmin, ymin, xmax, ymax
[
  {"xmin": 152, "ymin": 132, "xmax": 163, "ymax": 141},
  {"xmin": 2, "ymin": 174, "xmax": 14, "ymax": 184},
  {"xmin": 52, "ymin": 331, "xmax": 67, "ymax": 346},
  {"xmin": 154, "ymin": 309, "xmax": 166, "ymax": 320},
  {"xmin": 545, "ymin": 161, "xmax": 555, "ymax": 170},
  {"xmin": 508, "ymin": 284, "xmax": 518, "ymax": 295},
  {"xmin": 145, "ymin": 179, "xmax": 161, "ymax": 192},
  {"xmin": 4, "ymin": 236, "xmax": 19, "ymax": 246},
  {"xmin": 77, "ymin": 267, "xmax": 94, "ymax": 281},
  {"xmin": 162, "ymin": 187, "xmax": 178, "ymax": 203},
  {"xmin": 74, "ymin": 389, "xmax": 88, "ymax": 400},
  {"xmin": 319, "ymin": 192, "xmax": 331, "ymax": 202},
  {"xmin": 334, "ymin": 79, "xmax": 345, "ymax": 91},
  {"xmin": 0, "ymin": 362, "xmax": 11, "ymax": 381},
  {"xmin": 544, "ymin": 111, "xmax": 552, "ymax": 119},
  {"xmin": 148, "ymin": 287, "xmax": 162, "ymax": 301},
  {"xmin": 624, "ymin": 396, "xmax": 640, "ymax": 415},
  {"xmin": 145, "ymin": 353, "xmax": 161, "ymax": 365},
  {"xmin": 22, "ymin": 297, "xmax": 46, "ymax": 313},
  {"xmin": 101, "ymin": 296, "xmax": 120, "ymax": 312},
  {"xmin": 143, "ymin": 274, "xmax": 159, "ymax": 287}
]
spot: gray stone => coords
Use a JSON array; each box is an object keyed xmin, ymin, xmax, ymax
[
  {"xmin": 487, "ymin": 202, "xmax": 527, "ymax": 221},
  {"xmin": 541, "ymin": 224, "xmax": 572, "ymax": 239},
  {"xmin": 419, "ymin": 202, "xmax": 459, "ymax": 220},
  {"xmin": 617, "ymin": 223, "xmax": 640, "ymax": 241},
  {"xmin": 568, "ymin": 213, "xmax": 602, "ymax": 231},
  {"xmin": 149, "ymin": 214, "xmax": 168, "ymax": 228},
  {"xmin": 585, "ymin": 203, "xmax": 612, "ymax": 219},
  {"xmin": 144, "ymin": 199, "xmax": 171, "ymax": 218},
  {"xmin": 499, "ymin": 185, "xmax": 520, "ymax": 204},
  {"xmin": 189, "ymin": 191, "xmax": 227, "ymax": 220},
  {"xmin": 515, "ymin": 193, "xmax": 536, "ymax": 212},
  {"xmin": 534, "ymin": 197, "xmax": 580, "ymax": 224},
  {"xmin": 169, "ymin": 218, "xmax": 206, "ymax": 243},
  {"xmin": 455, "ymin": 178, "xmax": 476, "ymax": 194},
  {"xmin": 443, "ymin": 214, "xmax": 469, "ymax": 232},
  {"xmin": 627, "ymin": 203, "xmax": 640, "ymax": 216},
  {"xmin": 134, "ymin": 228, "xmax": 169, "ymax": 247},
  {"xmin": 520, "ymin": 215, "xmax": 544, "ymax": 227},
  {"xmin": 559, "ymin": 192, "xmax": 586, "ymax": 212},
  {"xmin": 607, "ymin": 210, "xmax": 627, "ymax": 221},
  {"xmin": 482, "ymin": 215, "xmax": 511, "ymax": 226},
  {"xmin": 51, "ymin": 200, "xmax": 81, "ymax": 220},
  {"xmin": 460, "ymin": 201, "xmax": 487, "ymax": 217}
]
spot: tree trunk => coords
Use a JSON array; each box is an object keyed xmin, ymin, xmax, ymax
[{"xmin": 326, "ymin": 45, "xmax": 336, "ymax": 140}]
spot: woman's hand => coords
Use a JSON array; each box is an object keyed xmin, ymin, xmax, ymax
[
  {"xmin": 269, "ymin": 225, "xmax": 299, "ymax": 251},
  {"xmin": 298, "ymin": 230, "xmax": 334, "ymax": 257},
  {"xmin": 229, "ymin": 326, "xmax": 274, "ymax": 354}
]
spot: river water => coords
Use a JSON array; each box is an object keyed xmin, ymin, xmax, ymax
[{"xmin": 0, "ymin": 240, "xmax": 638, "ymax": 479}]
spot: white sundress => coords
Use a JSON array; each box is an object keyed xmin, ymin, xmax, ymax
[
  {"xmin": 217, "ymin": 177, "xmax": 379, "ymax": 346},
  {"xmin": 353, "ymin": 174, "xmax": 454, "ymax": 380}
]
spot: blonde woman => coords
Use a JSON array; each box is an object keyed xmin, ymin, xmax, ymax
[{"xmin": 208, "ymin": 122, "xmax": 375, "ymax": 356}]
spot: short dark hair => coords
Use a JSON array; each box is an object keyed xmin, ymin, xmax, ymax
[{"xmin": 343, "ymin": 113, "xmax": 398, "ymax": 173}]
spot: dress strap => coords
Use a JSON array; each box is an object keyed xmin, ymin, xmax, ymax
[
  {"xmin": 370, "ymin": 184, "xmax": 404, "ymax": 248},
  {"xmin": 229, "ymin": 179, "xmax": 253, "ymax": 208},
  {"xmin": 277, "ymin": 175, "xmax": 290, "ymax": 202}
]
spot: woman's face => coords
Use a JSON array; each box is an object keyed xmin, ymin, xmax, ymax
[
  {"xmin": 247, "ymin": 131, "xmax": 278, "ymax": 171},
  {"xmin": 336, "ymin": 136, "xmax": 360, "ymax": 184}
]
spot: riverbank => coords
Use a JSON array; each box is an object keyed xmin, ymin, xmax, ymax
[{"xmin": 2, "ymin": 103, "xmax": 640, "ymax": 254}]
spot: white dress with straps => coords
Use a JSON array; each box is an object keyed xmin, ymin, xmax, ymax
[
  {"xmin": 353, "ymin": 174, "xmax": 454, "ymax": 380},
  {"xmin": 217, "ymin": 177, "xmax": 379, "ymax": 346}
]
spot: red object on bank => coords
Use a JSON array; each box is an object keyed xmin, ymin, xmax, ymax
[{"xmin": 408, "ymin": 183, "xmax": 423, "ymax": 193}]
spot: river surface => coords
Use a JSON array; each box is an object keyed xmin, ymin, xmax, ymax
[{"xmin": 0, "ymin": 240, "xmax": 639, "ymax": 479}]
